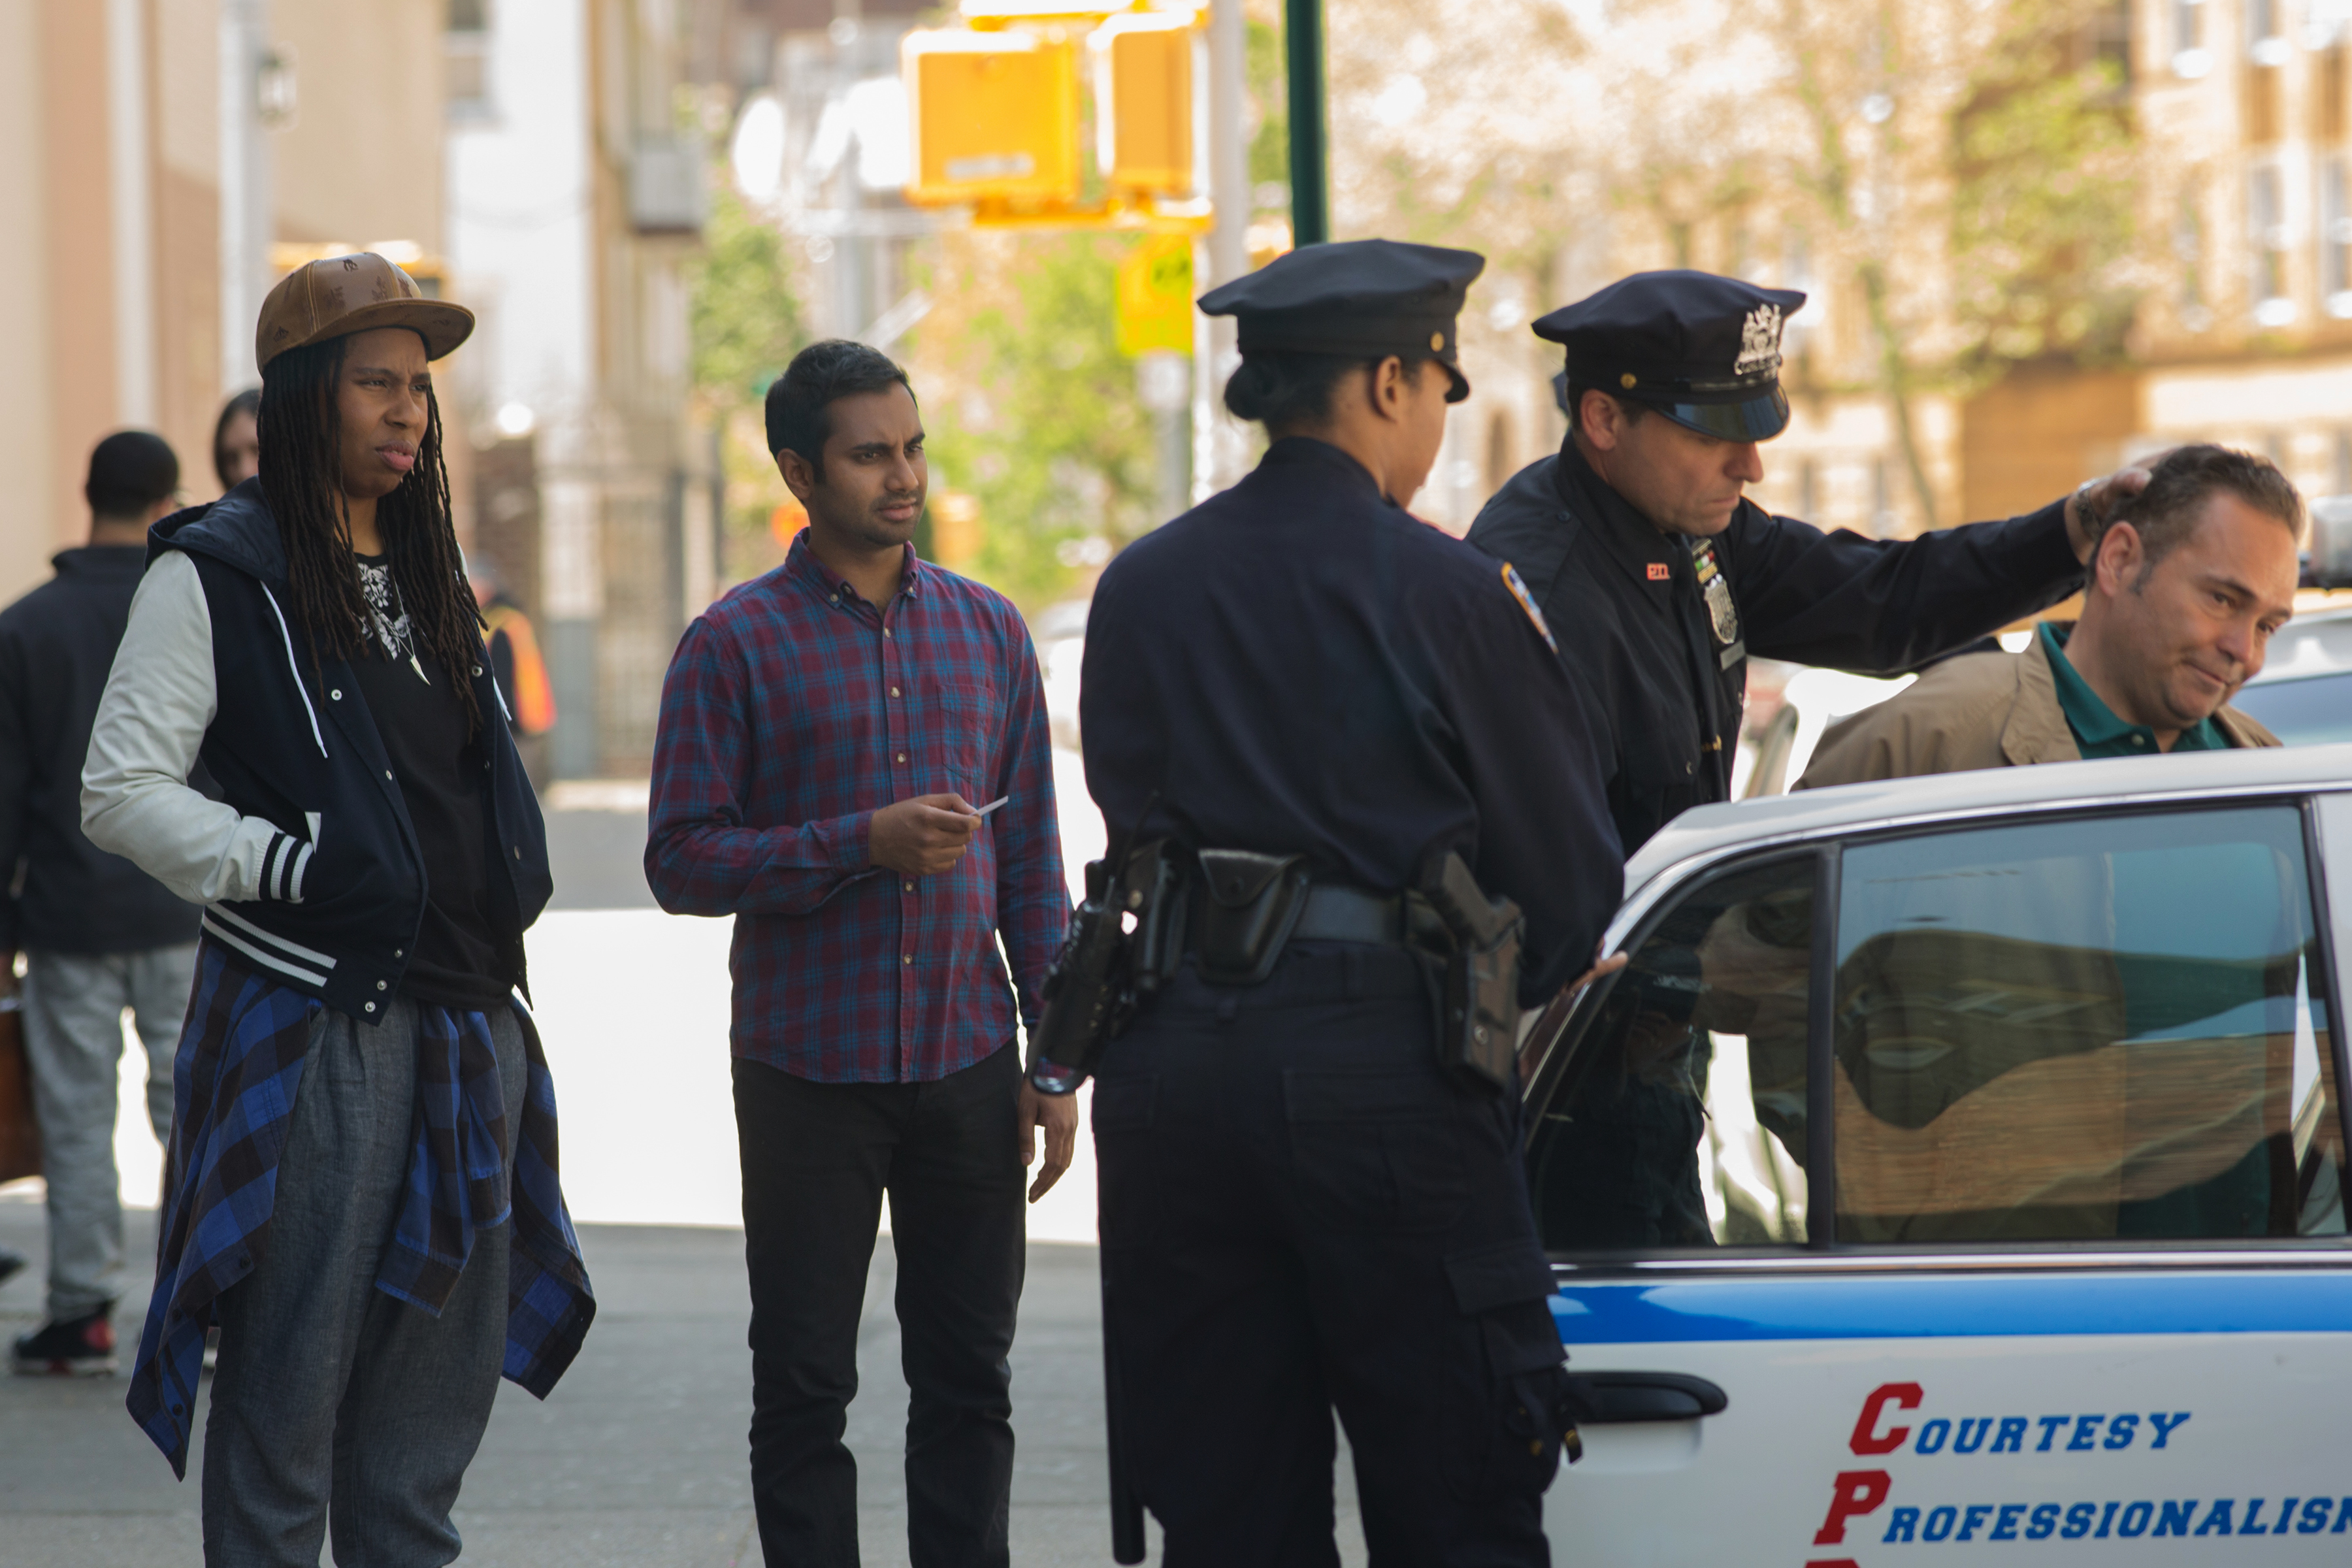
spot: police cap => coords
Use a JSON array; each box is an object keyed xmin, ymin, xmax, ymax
[
  {"xmin": 1198, "ymin": 238, "xmax": 1485, "ymax": 403},
  {"xmin": 1534, "ymin": 270, "xmax": 1806, "ymax": 441}
]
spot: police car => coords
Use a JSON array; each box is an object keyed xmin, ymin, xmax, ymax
[{"xmin": 1522, "ymin": 744, "xmax": 2352, "ymax": 1563}]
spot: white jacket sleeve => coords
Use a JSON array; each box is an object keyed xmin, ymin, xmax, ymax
[{"xmin": 81, "ymin": 551, "xmax": 313, "ymax": 905}]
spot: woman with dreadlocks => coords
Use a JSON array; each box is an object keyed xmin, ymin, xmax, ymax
[{"xmin": 81, "ymin": 253, "xmax": 594, "ymax": 1562}]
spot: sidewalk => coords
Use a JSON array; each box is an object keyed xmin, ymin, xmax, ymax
[{"xmin": 0, "ymin": 1196, "xmax": 1178, "ymax": 1567}]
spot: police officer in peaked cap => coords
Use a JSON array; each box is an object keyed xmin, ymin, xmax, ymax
[
  {"xmin": 1077, "ymin": 238, "xmax": 1622, "ymax": 1565},
  {"xmin": 1465, "ymin": 269, "xmax": 2144, "ymax": 1250},
  {"xmin": 1470, "ymin": 269, "xmax": 2144, "ymax": 857}
]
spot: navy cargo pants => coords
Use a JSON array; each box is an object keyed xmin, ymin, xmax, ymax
[{"xmin": 1092, "ymin": 943, "xmax": 1571, "ymax": 1568}]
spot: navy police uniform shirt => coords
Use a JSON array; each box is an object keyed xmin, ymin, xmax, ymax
[
  {"xmin": 1081, "ymin": 436, "xmax": 1622, "ymax": 1004},
  {"xmin": 1467, "ymin": 441, "xmax": 2085, "ymax": 856}
]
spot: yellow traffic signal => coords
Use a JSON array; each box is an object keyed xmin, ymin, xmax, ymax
[
  {"xmin": 902, "ymin": 28, "xmax": 1082, "ymax": 208},
  {"xmin": 1090, "ymin": 12, "xmax": 1200, "ymax": 197}
]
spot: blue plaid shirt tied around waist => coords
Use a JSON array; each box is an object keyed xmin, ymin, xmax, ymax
[
  {"xmin": 646, "ymin": 534, "xmax": 1067, "ymax": 1082},
  {"xmin": 127, "ymin": 940, "xmax": 595, "ymax": 1476}
]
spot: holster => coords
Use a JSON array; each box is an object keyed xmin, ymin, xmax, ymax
[
  {"xmin": 1413, "ymin": 852, "xmax": 1526, "ymax": 1092},
  {"xmin": 1028, "ymin": 839, "xmax": 1186, "ymax": 1094},
  {"xmin": 1190, "ymin": 849, "xmax": 1313, "ymax": 986}
]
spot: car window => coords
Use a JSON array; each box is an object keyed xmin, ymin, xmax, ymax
[
  {"xmin": 2229, "ymin": 670, "xmax": 2352, "ymax": 746},
  {"xmin": 1835, "ymin": 806, "xmax": 2347, "ymax": 1244},
  {"xmin": 1529, "ymin": 854, "xmax": 1816, "ymax": 1250}
]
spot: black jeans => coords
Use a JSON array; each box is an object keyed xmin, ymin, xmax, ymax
[
  {"xmin": 1092, "ymin": 946, "xmax": 1569, "ymax": 1568},
  {"xmin": 733, "ymin": 1044, "xmax": 1026, "ymax": 1568}
]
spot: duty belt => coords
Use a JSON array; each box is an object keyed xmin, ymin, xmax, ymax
[
  {"xmin": 1177, "ymin": 882, "xmax": 1406, "ymax": 954},
  {"xmin": 1289, "ymin": 884, "xmax": 1407, "ymax": 945}
]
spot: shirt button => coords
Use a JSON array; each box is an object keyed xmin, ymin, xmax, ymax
[
  {"xmin": 890, "ymin": 686, "xmax": 900, "ymax": 697},
  {"xmin": 902, "ymin": 953, "xmax": 912, "ymax": 964},
  {"xmin": 365, "ymin": 1002, "xmax": 376, "ymax": 1013},
  {"xmin": 472, "ymin": 665, "xmax": 483, "ymax": 676},
  {"xmin": 884, "ymin": 628, "xmax": 893, "ymax": 638},
  {"xmin": 898, "ymin": 753, "xmax": 907, "ymax": 762},
  {"xmin": 329, "ymin": 689, "xmax": 342, "ymax": 700},
  {"xmin": 385, "ymin": 770, "xmax": 395, "ymax": 780},
  {"xmin": 829, "ymin": 594, "xmax": 838, "ymax": 603},
  {"xmin": 904, "ymin": 881, "xmax": 914, "ymax": 892},
  {"xmin": 376, "ymin": 980, "xmax": 387, "ymax": 991},
  {"xmin": 513, "ymin": 846, "xmax": 523, "ymax": 859},
  {"xmin": 394, "ymin": 948, "xmax": 404, "ymax": 958}
]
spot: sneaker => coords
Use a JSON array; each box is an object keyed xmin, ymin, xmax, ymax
[{"xmin": 11, "ymin": 1307, "xmax": 118, "ymax": 1376}]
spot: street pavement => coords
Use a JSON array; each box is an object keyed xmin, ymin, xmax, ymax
[{"xmin": 0, "ymin": 749, "xmax": 1373, "ymax": 1565}]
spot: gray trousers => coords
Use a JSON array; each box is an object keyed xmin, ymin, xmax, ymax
[
  {"xmin": 20, "ymin": 943, "xmax": 195, "ymax": 1320},
  {"xmin": 202, "ymin": 995, "xmax": 523, "ymax": 1568}
]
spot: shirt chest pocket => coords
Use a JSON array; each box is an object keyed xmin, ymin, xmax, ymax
[{"xmin": 917, "ymin": 673, "xmax": 1003, "ymax": 798}]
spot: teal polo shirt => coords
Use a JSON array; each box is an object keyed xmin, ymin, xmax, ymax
[{"xmin": 2038, "ymin": 622, "xmax": 2226, "ymax": 758}]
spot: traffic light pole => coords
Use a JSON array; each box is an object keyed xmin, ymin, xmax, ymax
[{"xmin": 1284, "ymin": 0, "xmax": 1329, "ymax": 246}]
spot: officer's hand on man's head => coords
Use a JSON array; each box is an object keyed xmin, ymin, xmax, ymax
[
  {"xmin": 869, "ymin": 794, "xmax": 982, "ymax": 877},
  {"xmin": 1018, "ymin": 1081, "xmax": 1078, "ymax": 1203},
  {"xmin": 2066, "ymin": 461, "xmax": 2161, "ymax": 564}
]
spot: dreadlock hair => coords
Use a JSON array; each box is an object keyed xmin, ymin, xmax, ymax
[{"xmin": 259, "ymin": 331, "xmax": 485, "ymax": 735}]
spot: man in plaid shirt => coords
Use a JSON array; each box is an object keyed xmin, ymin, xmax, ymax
[{"xmin": 646, "ymin": 340, "xmax": 1071, "ymax": 1568}]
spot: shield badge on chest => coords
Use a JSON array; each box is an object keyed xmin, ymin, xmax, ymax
[{"xmin": 1690, "ymin": 540, "xmax": 1740, "ymax": 647}]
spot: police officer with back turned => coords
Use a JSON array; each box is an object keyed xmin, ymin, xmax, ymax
[
  {"xmin": 1073, "ymin": 240, "xmax": 1622, "ymax": 1567},
  {"xmin": 1468, "ymin": 270, "xmax": 2148, "ymax": 858}
]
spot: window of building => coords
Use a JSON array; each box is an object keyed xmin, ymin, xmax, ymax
[
  {"xmin": 2251, "ymin": 0, "xmax": 2289, "ymax": 58},
  {"xmin": 2173, "ymin": 0, "xmax": 2211, "ymax": 76},
  {"xmin": 2325, "ymin": 157, "xmax": 2352, "ymax": 315},
  {"xmin": 2251, "ymin": 164, "xmax": 2294, "ymax": 325},
  {"xmin": 2178, "ymin": 178, "xmax": 2213, "ymax": 330},
  {"xmin": 447, "ymin": 0, "xmax": 492, "ymax": 119},
  {"xmin": 1870, "ymin": 459, "xmax": 1896, "ymax": 538}
]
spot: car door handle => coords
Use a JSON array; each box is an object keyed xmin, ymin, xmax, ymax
[{"xmin": 1561, "ymin": 1371, "xmax": 1729, "ymax": 1424}]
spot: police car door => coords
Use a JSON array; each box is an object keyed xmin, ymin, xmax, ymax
[{"xmin": 1522, "ymin": 794, "xmax": 2352, "ymax": 1565}]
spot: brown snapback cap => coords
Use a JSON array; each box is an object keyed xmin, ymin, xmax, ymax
[{"xmin": 256, "ymin": 252, "xmax": 475, "ymax": 370}]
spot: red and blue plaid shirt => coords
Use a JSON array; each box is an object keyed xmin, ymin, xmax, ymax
[{"xmin": 646, "ymin": 533, "xmax": 1067, "ymax": 1082}]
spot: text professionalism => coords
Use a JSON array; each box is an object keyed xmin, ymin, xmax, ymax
[{"xmin": 1801, "ymin": 1382, "xmax": 2352, "ymax": 1563}]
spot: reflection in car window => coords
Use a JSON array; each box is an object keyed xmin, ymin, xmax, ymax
[
  {"xmin": 1529, "ymin": 856, "xmax": 1814, "ymax": 1251},
  {"xmin": 1835, "ymin": 806, "xmax": 2347, "ymax": 1243},
  {"xmin": 2229, "ymin": 672, "xmax": 2352, "ymax": 746}
]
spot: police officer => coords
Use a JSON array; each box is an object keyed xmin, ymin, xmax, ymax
[
  {"xmin": 1079, "ymin": 240, "xmax": 1621, "ymax": 1565},
  {"xmin": 1468, "ymin": 271, "xmax": 2142, "ymax": 1251},
  {"xmin": 1467, "ymin": 269, "xmax": 2144, "ymax": 857}
]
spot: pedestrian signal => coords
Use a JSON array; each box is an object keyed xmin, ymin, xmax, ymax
[
  {"xmin": 902, "ymin": 28, "xmax": 1081, "ymax": 208},
  {"xmin": 1091, "ymin": 12, "xmax": 1200, "ymax": 197},
  {"xmin": 1116, "ymin": 234, "xmax": 1194, "ymax": 357}
]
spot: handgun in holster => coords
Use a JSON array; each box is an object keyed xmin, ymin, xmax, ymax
[
  {"xmin": 1028, "ymin": 839, "xmax": 1184, "ymax": 1096},
  {"xmin": 1410, "ymin": 851, "xmax": 1526, "ymax": 1092}
]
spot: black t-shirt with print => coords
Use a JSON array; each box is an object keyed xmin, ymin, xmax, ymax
[{"xmin": 348, "ymin": 553, "xmax": 510, "ymax": 1009}]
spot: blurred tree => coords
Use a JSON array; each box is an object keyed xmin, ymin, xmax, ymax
[
  {"xmin": 686, "ymin": 178, "xmax": 809, "ymax": 587},
  {"xmin": 911, "ymin": 231, "xmax": 1158, "ymax": 610},
  {"xmin": 1324, "ymin": 0, "xmax": 2141, "ymax": 533}
]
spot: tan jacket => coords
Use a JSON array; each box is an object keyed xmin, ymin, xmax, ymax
[{"xmin": 1795, "ymin": 632, "xmax": 2279, "ymax": 790}]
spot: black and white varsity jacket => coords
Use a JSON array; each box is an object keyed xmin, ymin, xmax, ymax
[{"xmin": 80, "ymin": 480, "xmax": 549, "ymax": 1021}]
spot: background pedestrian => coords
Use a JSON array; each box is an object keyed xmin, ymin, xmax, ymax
[
  {"xmin": 646, "ymin": 338, "xmax": 1071, "ymax": 1568},
  {"xmin": 210, "ymin": 389, "xmax": 260, "ymax": 496},
  {"xmin": 0, "ymin": 429, "xmax": 201, "ymax": 1375}
]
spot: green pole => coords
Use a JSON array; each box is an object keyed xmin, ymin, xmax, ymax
[{"xmin": 1284, "ymin": 0, "xmax": 1329, "ymax": 246}]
